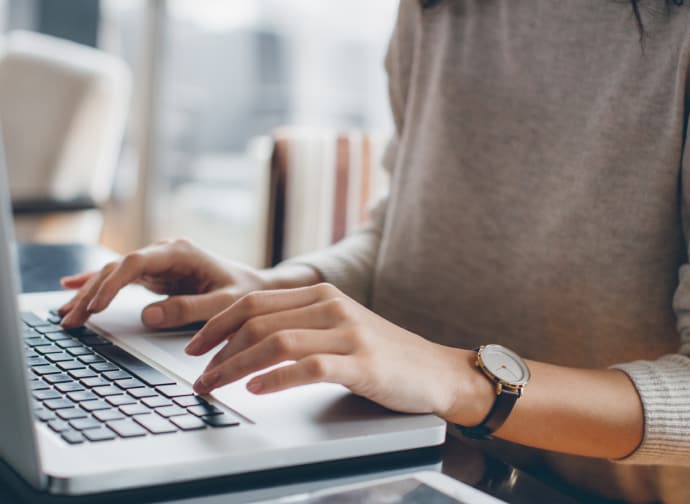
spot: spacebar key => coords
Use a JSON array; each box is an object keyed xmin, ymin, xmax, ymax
[{"xmin": 95, "ymin": 346, "xmax": 175, "ymax": 387}]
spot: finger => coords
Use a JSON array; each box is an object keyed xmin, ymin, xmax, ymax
[
  {"xmin": 186, "ymin": 283, "xmax": 338, "ymax": 355},
  {"xmin": 246, "ymin": 354, "xmax": 357, "ymax": 395},
  {"xmin": 60, "ymin": 267, "xmax": 114, "ymax": 328},
  {"xmin": 201, "ymin": 301, "xmax": 346, "ymax": 371},
  {"xmin": 193, "ymin": 328, "xmax": 351, "ymax": 394},
  {"xmin": 141, "ymin": 291, "xmax": 235, "ymax": 329},
  {"xmin": 87, "ymin": 246, "xmax": 184, "ymax": 313},
  {"xmin": 60, "ymin": 271, "xmax": 97, "ymax": 290}
]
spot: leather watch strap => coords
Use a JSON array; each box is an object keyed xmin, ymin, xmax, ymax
[{"xmin": 457, "ymin": 388, "xmax": 520, "ymax": 440}]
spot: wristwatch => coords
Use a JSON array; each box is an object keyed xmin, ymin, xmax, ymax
[{"xmin": 458, "ymin": 344, "xmax": 530, "ymax": 439}]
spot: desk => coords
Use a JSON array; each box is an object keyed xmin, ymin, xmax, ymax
[{"xmin": 1, "ymin": 244, "xmax": 590, "ymax": 504}]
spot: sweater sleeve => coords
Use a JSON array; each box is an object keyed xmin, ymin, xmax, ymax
[
  {"xmin": 610, "ymin": 103, "xmax": 690, "ymax": 466},
  {"xmin": 279, "ymin": 1, "xmax": 416, "ymax": 306},
  {"xmin": 280, "ymin": 139, "xmax": 395, "ymax": 306}
]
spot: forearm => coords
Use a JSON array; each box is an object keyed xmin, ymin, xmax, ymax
[{"xmin": 445, "ymin": 353, "xmax": 644, "ymax": 460}]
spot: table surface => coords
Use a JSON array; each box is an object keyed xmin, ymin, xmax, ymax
[{"xmin": 0, "ymin": 243, "xmax": 594, "ymax": 504}]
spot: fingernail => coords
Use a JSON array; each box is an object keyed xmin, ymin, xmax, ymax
[
  {"xmin": 86, "ymin": 299, "xmax": 97, "ymax": 313},
  {"xmin": 247, "ymin": 380, "xmax": 263, "ymax": 393},
  {"xmin": 194, "ymin": 371, "xmax": 218, "ymax": 393},
  {"xmin": 142, "ymin": 306, "xmax": 164, "ymax": 327},
  {"xmin": 185, "ymin": 337, "xmax": 200, "ymax": 355}
]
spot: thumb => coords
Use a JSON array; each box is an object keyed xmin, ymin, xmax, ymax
[{"xmin": 141, "ymin": 291, "xmax": 235, "ymax": 329}]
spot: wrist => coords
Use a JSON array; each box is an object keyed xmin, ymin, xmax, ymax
[
  {"xmin": 439, "ymin": 347, "xmax": 495, "ymax": 427},
  {"xmin": 258, "ymin": 263, "xmax": 323, "ymax": 291}
]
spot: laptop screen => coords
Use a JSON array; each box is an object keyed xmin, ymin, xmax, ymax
[{"xmin": 0, "ymin": 151, "xmax": 45, "ymax": 489}]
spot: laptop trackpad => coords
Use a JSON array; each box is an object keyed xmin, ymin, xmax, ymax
[{"xmin": 88, "ymin": 286, "xmax": 391, "ymax": 431}]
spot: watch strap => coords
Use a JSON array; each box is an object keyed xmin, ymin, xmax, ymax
[{"xmin": 457, "ymin": 387, "xmax": 520, "ymax": 440}]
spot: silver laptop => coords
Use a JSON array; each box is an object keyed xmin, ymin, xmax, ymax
[{"xmin": 0, "ymin": 157, "xmax": 445, "ymax": 496}]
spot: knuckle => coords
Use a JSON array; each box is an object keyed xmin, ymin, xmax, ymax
[
  {"xmin": 325, "ymin": 297, "xmax": 351, "ymax": 320},
  {"xmin": 270, "ymin": 331, "xmax": 294, "ymax": 357},
  {"xmin": 172, "ymin": 237, "xmax": 193, "ymax": 250},
  {"xmin": 305, "ymin": 356, "xmax": 328, "ymax": 379},
  {"xmin": 313, "ymin": 282, "xmax": 339, "ymax": 299},
  {"xmin": 168, "ymin": 297, "xmax": 188, "ymax": 318},
  {"xmin": 239, "ymin": 292, "xmax": 262, "ymax": 313},
  {"xmin": 345, "ymin": 325, "xmax": 366, "ymax": 347},
  {"xmin": 102, "ymin": 261, "xmax": 119, "ymax": 275},
  {"xmin": 122, "ymin": 251, "xmax": 144, "ymax": 268},
  {"xmin": 242, "ymin": 318, "xmax": 265, "ymax": 343}
]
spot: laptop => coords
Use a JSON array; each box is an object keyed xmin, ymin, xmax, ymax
[{"xmin": 0, "ymin": 155, "xmax": 446, "ymax": 496}]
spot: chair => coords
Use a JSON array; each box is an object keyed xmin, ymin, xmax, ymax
[{"xmin": 0, "ymin": 30, "xmax": 131, "ymax": 243}]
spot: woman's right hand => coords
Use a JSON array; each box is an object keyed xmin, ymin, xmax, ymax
[{"xmin": 58, "ymin": 238, "xmax": 320, "ymax": 330}]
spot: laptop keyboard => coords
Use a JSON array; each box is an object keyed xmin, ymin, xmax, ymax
[{"xmin": 22, "ymin": 311, "xmax": 241, "ymax": 445}]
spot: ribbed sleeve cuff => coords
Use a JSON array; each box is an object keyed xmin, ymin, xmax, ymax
[{"xmin": 611, "ymin": 355, "xmax": 690, "ymax": 466}]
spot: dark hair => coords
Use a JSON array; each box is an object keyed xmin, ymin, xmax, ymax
[{"xmin": 631, "ymin": 0, "xmax": 685, "ymax": 38}]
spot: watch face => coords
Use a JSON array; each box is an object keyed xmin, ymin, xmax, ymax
[{"xmin": 479, "ymin": 344, "xmax": 530, "ymax": 386}]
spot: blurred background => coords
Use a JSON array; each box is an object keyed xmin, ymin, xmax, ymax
[{"xmin": 1, "ymin": 0, "xmax": 397, "ymax": 267}]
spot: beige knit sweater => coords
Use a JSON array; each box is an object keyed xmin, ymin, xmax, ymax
[{"xmin": 290, "ymin": 1, "xmax": 690, "ymax": 502}]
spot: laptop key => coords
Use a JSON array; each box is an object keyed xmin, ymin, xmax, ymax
[
  {"xmin": 156, "ymin": 384, "xmax": 194, "ymax": 398},
  {"xmin": 34, "ymin": 408, "xmax": 56, "ymax": 422},
  {"xmin": 103, "ymin": 370, "xmax": 132, "ymax": 381},
  {"xmin": 70, "ymin": 418, "xmax": 102, "ymax": 431},
  {"xmin": 128, "ymin": 387, "xmax": 157, "ymax": 399},
  {"xmin": 96, "ymin": 345, "xmax": 176, "ymax": 387},
  {"xmin": 42, "ymin": 330, "xmax": 72, "ymax": 340},
  {"xmin": 187, "ymin": 404, "xmax": 223, "ymax": 417},
  {"xmin": 25, "ymin": 337, "xmax": 50, "ymax": 347},
  {"xmin": 26, "ymin": 356, "xmax": 48, "ymax": 367},
  {"xmin": 93, "ymin": 409, "xmax": 125, "ymax": 422},
  {"xmin": 35, "ymin": 345, "xmax": 63, "ymax": 355},
  {"xmin": 120, "ymin": 404, "xmax": 151, "ymax": 416},
  {"xmin": 47, "ymin": 419, "xmax": 70, "ymax": 432},
  {"xmin": 56, "ymin": 408, "xmax": 88, "ymax": 420},
  {"xmin": 173, "ymin": 396, "xmax": 209, "ymax": 408},
  {"xmin": 201, "ymin": 414, "xmax": 240, "ymax": 428},
  {"xmin": 46, "ymin": 352, "xmax": 74, "ymax": 363},
  {"xmin": 32, "ymin": 365, "xmax": 60, "ymax": 376},
  {"xmin": 55, "ymin": 339, "xmax": 82, "ymax": 349},
  {"xmin": 107, "ymin": 419, "xmax": 147, "ymax": 438},
  {"xmin": 142, "ymin": 396, "xmax": 172, "ymax": 408},
  {"xmin": 80, "ymin": 400, "xmax": 111, "ymax": 412},
  {"xmin": 156, "ymin": 405, "xmax": 187, "ymax": 418},
  {"xmin": 93, "ymin": 386, "xmax": 123, "ymax": 397},
  {"xmin": 58, "ymin": 360, "xmax": 86, "ymax": 371},
  {"xmin": 20, "ymin": 312, "xmax": 53, "ymax": 327},
  {"xmin": 115, "ymin": 378, "xmax": 145, "ymax": 390},
  {"xmin": 134, "ymin": 414, "xmax": 177, "ymax": 434},
  {"xmin": 81, "ymin": 377, "xmax": 110, "ymax": 388},
  {"xmin": 78, "ymin": 354, "xmax": 105, "ymax": 364},
  {"xmin": 83, "ymin": 427, "xmax": 116, "ymax": 442},
  {"xmin": 69, "ymin": 368, "xmax": 97, "ymax": 379},
  {"xmin": 107, "ymin": 395, "xmax": 136, "ymax": 407},
  {"xmin": 61, "ymin": 430, "xmax": 85, "ymax": 444},
  {"xmin": 33, "ymin": 389, "xmax": 61, "ymax": 401},
  {"xmin": 170, "ymin": 415, "xmax": 206, "ymax": 431},
  {"xmin": 44, "ymin": 398, "xmax": 75, "ymax": 410},
  {"xmin": 30, "ymin": 380, "xmax": 50, "ymax": 391},
  {"xmin": 44, "ymin": 373, "xmax": 73, "ymax": 385},
  {"xmin": 55, "ymin": 382, "xmax": 85, "ymax": 393},
  {"xmin": 67, "ymin": 347, "xmax": 92, "ymax": 357},
  {"xmin": 91, "ymin": 362, "xmax": 119, "ymax": 373},
  {"xmin": 67, "ymin": 390, "xmax": 98, "ymax": 402}
]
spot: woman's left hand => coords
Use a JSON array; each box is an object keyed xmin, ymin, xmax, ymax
[{"xmin": 185, "ymin": 283, "xmax": 493, "ymax": 425}]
